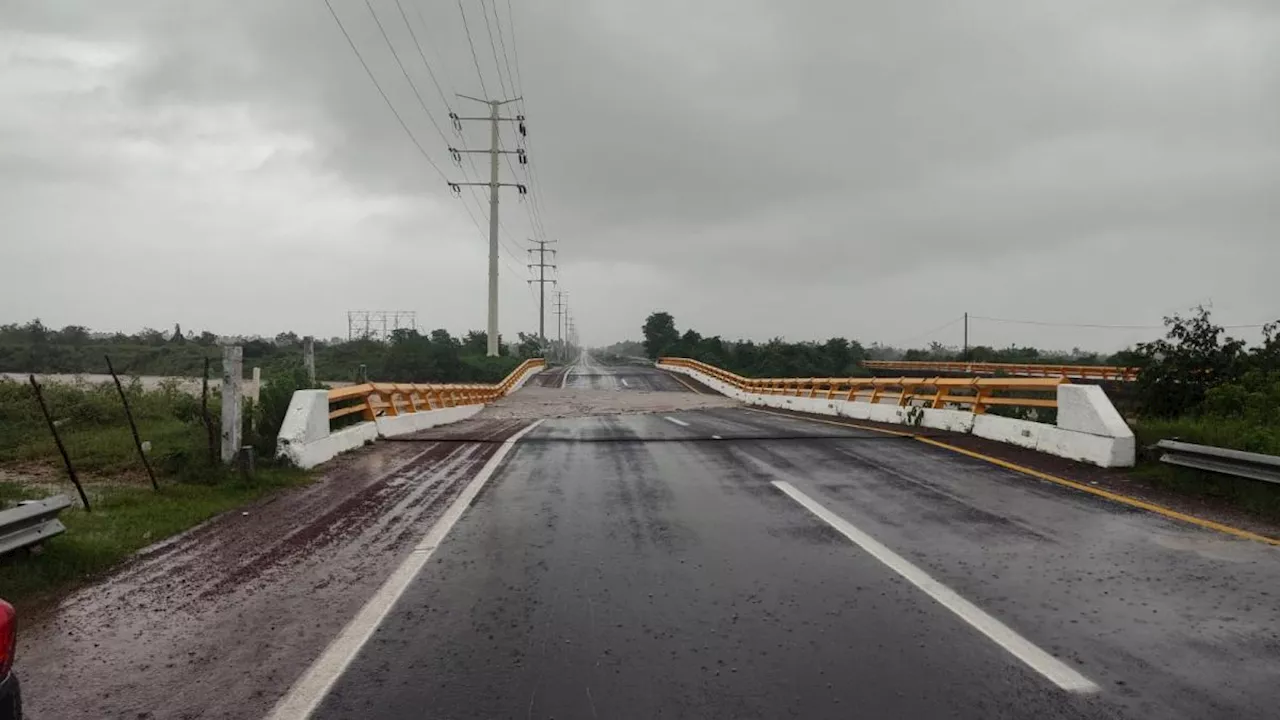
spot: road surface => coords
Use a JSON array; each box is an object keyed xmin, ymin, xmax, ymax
[
  {"xmin": 560, "ymin": 352, "xmax": 693, "ymax": 392},
  {"xmin": 291, "ymin": 360, "xmax": 1279, "ymax": 720},
  {"xmin": 18, "ymin": 357, "xmax": 1279, "ymax": 719}
]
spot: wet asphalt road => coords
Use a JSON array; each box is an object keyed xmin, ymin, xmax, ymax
[
  {"xmin": 311, "ymin": 363, "xmax": 1279, "ymax": 719},
  {"xmin": 562, "ymin": 354, "xmax": 692, "ymax": 392}
]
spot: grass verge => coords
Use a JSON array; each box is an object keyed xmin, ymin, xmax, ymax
[
  {"xmin": 0, "ymin": 468, "xmax": 311, "ymax": 612},
  {"xmin": 1131, "ymin": 417, "xmax": 1280, "ymax": 522}
]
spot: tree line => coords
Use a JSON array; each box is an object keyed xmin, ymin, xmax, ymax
[
  {"xmin": 0, "ymin": 320, "xmax": 544, "ymax": 384},
  {"xmin": 639, "ymin": 307, "xmax": 1280, "ymax": 426},
  {"xmin": 639, "ymin": 311, "xmax": 1136, "ymax": 380}
]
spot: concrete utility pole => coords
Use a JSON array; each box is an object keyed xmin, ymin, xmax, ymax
[
  {"xmin": 553, "ymin": 290, "xmax": 569, "ymax": 361},
  {"xmin": 221, "ymin": 345, "xmax": 243, "ymax": 464},
  {"xmin": 303, "ymin": 336, "xmax": 316, "ymax": 385},
  {"xmin": 448, "ymin": 95, "xmax": 528, "ymax": 357},
  {"xmin": 527, "ymin": 239, "xmax": 557, "ymax": 345}
]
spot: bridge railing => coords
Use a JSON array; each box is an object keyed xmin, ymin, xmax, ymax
[
  {"xmin": 861, "ymin": 360, "xmax": 1138, "ymax": 382},
  {"xmin": 278, "ymin": 358, "xmax": 546, "ymax": 469},
  {"xmin": 658, "ymin": 357, "xmax": 1135, "ymax": 467},
  {"xmin": 659, "ymin": 358, "xmax": 1064, "ymax": 414},
  {"xmin": 326, "ymin": 358, "xmax": 546, "ymax": 424}
]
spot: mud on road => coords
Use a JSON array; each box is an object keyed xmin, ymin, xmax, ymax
[{"xmin": 18, "ymin": 418, "xmax": 529, "ymax": 720}]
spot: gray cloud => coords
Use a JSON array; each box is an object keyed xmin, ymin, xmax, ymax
[{"xmin": 1, "ymin": 0, "xmax": 1277, "ymax": 351}]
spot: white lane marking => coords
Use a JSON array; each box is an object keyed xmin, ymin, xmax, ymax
[
  {"xmin": 663, "ymin": 416, "xmax": 690, "ymax": 427},
  {"xmin": 560, "ymin": 365, "xmax": 571, "ymax": 389},
  {"xmin": 266, "ymin": 420, "xmax": 546, "ymax": 720},
  {"xmin": 771, "ymin": 481, "xmax": 1099, "ymax": 694},
  {"xmin": 712, "ymin": 435, "xmax": 722, "ymax": 440},
  {"xmin": 620, "ymin": 378, "xmax": 629, "ymax": 387}
]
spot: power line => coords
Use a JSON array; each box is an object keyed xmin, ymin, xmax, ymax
[
  {"xmin": 322, "ymin": 0, "xmax": 447, "ymax": 182},
  {"xmin": 494, "ymin": 0, "xmax": 551, "ymax": 239},
  {"xmin": 324, "ymin": 0, "xmax": 525, "ymax": 307},
  {"xmin": 889, "ymin": 316, "xmax": 964, "ymax": 348},
  {"xmin": 493, "ymin": 0, "xmax": 519, "ymax": 105},
  {"xmin": 362, "ymin": 0, "xmax": 452, "ymax": 156},
  {"xmin": 361, "ymin": 0, "xmax": 525, "ymax": 270},
  {"xmin": 971, "ymin": 314, "xmax": 1270, "ymax": 331},
  {"xmin": 504, "ymin": 0, "xmax": 524, "ymax": 95},
  {"xmin": 481, "ymin": 0, "xmax": 537, "ymax": 238},
  {"xmin": 392, "ymin": 0, "xmax": 451, "ymax": 113},
  {"xmin": 970, "ymin": 315, "xmax": 1162, "ymax": 330},
  {"xmin": 480, "ymin": 0, "xmax": 511, "ymax": 98},
  {"xmin": 457, "ymin": 0, "xmax": 489, "ymax": 97},
  {"xmin": 457, "ymin": 0, "xmax": 534, "ymax": 245},
  {"xmin": 367, "ymin": 0, "xmax": 524, "ymax": 267}
]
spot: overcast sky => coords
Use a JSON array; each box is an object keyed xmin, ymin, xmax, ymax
[{"xmin": 2, "ymin": 0, "xmax": 1277, "ymax": 351}]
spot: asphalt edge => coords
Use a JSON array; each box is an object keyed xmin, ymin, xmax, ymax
[{"xmin": 748, "ymin": 407, "xmax": 1280, "ymax": 546}]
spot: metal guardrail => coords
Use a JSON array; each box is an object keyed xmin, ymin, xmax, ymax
[
  {"xmin": 0, "ymin": 494, "xmax": 72, "ymax": 557},
  {"xmin": 659, "ymin": 357, "xmax": 1065, "ymax": 414},
  {"xmin": 863, "ymin": 360, "xmax": 1138, "ymax": 382},
  {"xmin": 326, "ymin": 358, "xmax": 546, "ymax": 424},
  {"xmin": 1157, "ymin": 440, "xmax": 1280, "ymax": 485}
]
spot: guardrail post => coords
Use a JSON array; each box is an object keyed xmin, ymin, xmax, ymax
[{"xmin": 221, "ymin": 345, "xmax": 243, "ymax": 464}]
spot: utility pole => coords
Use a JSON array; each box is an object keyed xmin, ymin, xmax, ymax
[
  {"xmin": 963, "ymin": 312, "xmax": 969, "ymax": 362},
  {"xmin": 448, "ymin": 96, "xmax": 528, "ymax": 356},
  {"xmin": 527, "ymin": 239, "xmax": 557, "ymax": 347},
  {"xmin": 553, "ymin": 290, "xmax": 569, "ymax": 361}
]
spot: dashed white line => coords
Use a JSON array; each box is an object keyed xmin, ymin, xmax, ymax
[
  {"xmin": 265, "ymin": 420, "xmax": 546, "ymax": 720},
  {"xmin": 711, "ymin": 435, "xmax": 722, "ymax": 440},
  {"xmin": 771, "ymin": 480, "xmax": 1099, "ymax": 694},
  {"xmin": 620, "ymin": 378, "xmax": 629, "ymax": 387},
  {"xmin": 663, "ymin": 416, "xmax": 690, "ymax": 427}
]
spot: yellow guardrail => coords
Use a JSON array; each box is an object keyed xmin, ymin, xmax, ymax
[
  {"xmin": 326, "ymin": 358, "xmax": 545, "ymax": 422},
  {"xmin": 862, "ymin": 360, "xmax": 1138, "ymax": 382},
  {"xmin": 659, "ymin": 357, "xmax": 1065, "ymax": 414}
]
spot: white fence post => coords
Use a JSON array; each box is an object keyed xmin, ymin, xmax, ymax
[{"xmin": 221, "ymin": 346, "xmax": 243, "ymax": 463}]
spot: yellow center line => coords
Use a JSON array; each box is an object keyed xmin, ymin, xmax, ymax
[{"xmin": 748, "ymin": 407, "xmax": 1280, "ymax": 546}]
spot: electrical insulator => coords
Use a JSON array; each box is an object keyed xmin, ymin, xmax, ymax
[
  {"xmin": 448, "ymin": 182, "xmax": 462, "ymax": 197},
  {"xmin": 517, "ymin": 115, "xmax": 528, "ymax": 137},
  {"xmin": 517, "ymin": 149, "xmax": 528, "ymax": 165},
  {"xmin": 449, "ymin": 112, "xmax": 462, "ymax": 133},
  {"xmin": 448, "ymin": 147, "xmax": 462, "ymax": 165}
]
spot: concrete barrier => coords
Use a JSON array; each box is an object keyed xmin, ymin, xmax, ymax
[
  {"xmin": 277, "ymin": 364, "xmax": 543, "ymax": 469},
  {"xmin": 663, "ymin": 363, "xmax": 1135, "ymax": 467}
]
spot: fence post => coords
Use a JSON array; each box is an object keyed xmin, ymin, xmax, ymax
[
  {"xmin": 221, "ymin": 345, "xmax": 243, "ymax": 464},
  {"xmin": 202, "ymin": 357, "xmax": 217, "ymax": 466},
  {"xmin": 28, "ymin": 375, "xmax": 91, "ymax": 512},
  {"xmin": 303, "ymin": 336, "xmax": 316, "ymax": 385}
]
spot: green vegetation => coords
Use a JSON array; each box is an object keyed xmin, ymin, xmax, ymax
[
  {"xmin": 0, "ymin": 470, "xmax": 309, "ymax": 610},
  {"xmin": 640, "ymin": 311, "xmax": 871, "ymax": 378},
  {"xmin": 0, "ymin": 362, "xmax": 318, "ymax": 607},
  {"xmin": 0, "ymin": 320, "xmax": 541, "ymax": 383},
  {"xmin": 0, "ymin": 320, "xmax": 548, "ymax": 606}
]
